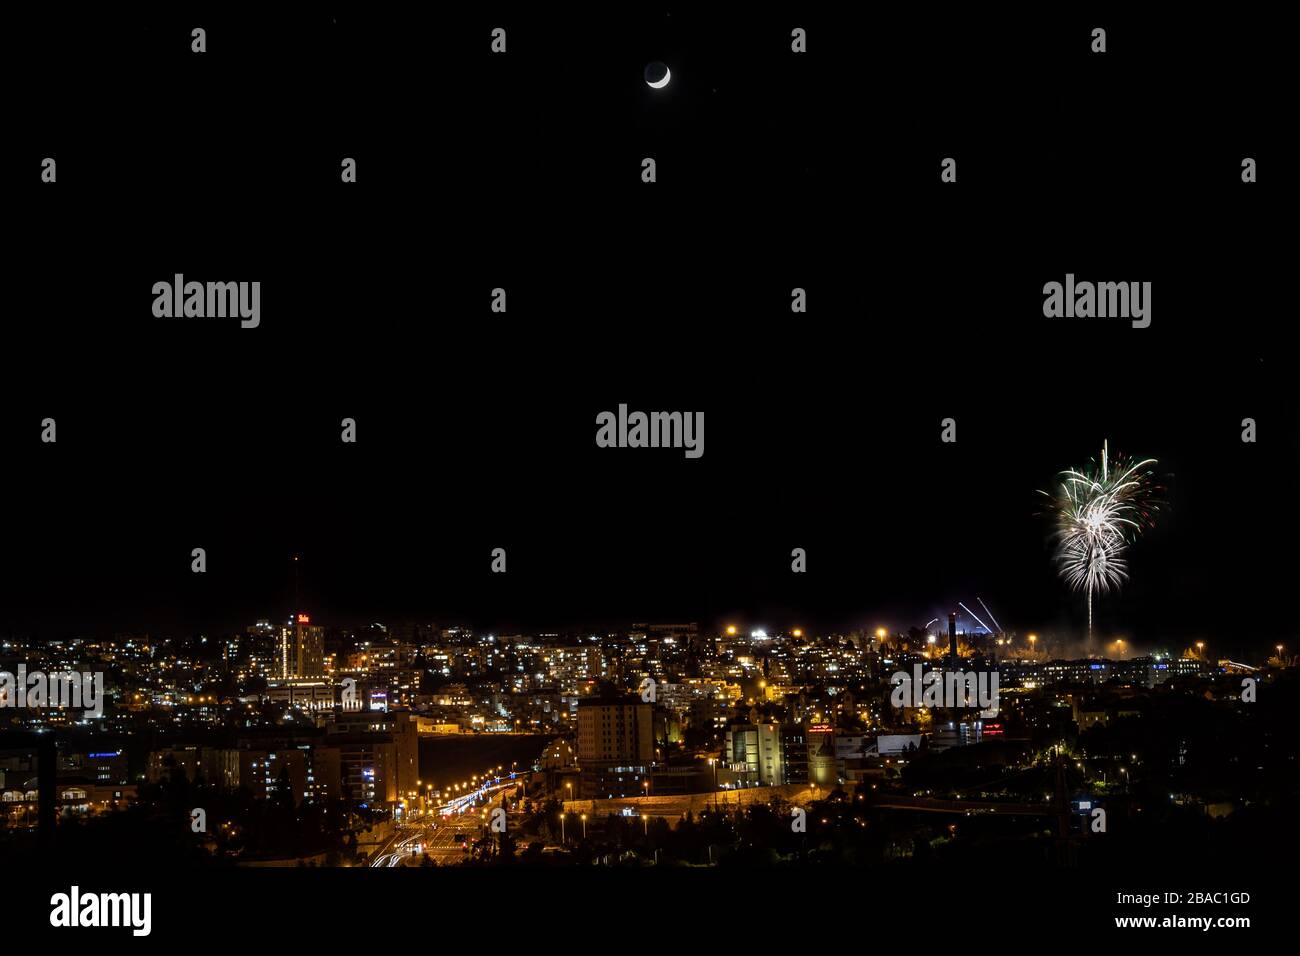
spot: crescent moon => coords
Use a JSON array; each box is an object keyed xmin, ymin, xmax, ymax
[{"xmin": 648, "ymin": 67, "xmax": 670, "ymax": 89}]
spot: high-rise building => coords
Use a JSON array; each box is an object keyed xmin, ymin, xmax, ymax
[
  {"xmin": 576, "ymin": 696, "xmax": 654, "ymax": 798},
  {"xmin": 239, "ymin": 746, "xmax": 341, "ymax": 804},
  {"xmin": 281, "ymin": 614, "xmax": 325, "ymax": 679},
  {"xmin": 781, "ymin": 724, "xmax": 809, "ymax": 783},
  {"xmin": 328, "ymin": 710, "xmax": 420, "ymax": 810},
  {"xmin": 243, "ymin": 619, "xmax": 281, "ymax": 680},
  {"xmin": 725, "ymin": 721, "xmax": 785, "ymax": 785}
]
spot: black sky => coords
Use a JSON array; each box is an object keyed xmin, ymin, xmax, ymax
[
  {"xmin": 2, "ymin": 350, "xmax": 1292, "ymax": 659},
  {"xmin": 3, "ymin": 9, "xmax": 1291, "ymax": 659}
]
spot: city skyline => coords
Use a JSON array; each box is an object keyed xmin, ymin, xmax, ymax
[
  {"xmin": 5, "ymin": 578, "xmax": 1290, "ymax": 873},
  {"xmin": 4, "ymin": 5, "xmax": 1289, "ymax": 937}
]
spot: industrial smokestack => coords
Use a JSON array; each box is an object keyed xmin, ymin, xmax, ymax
[{"xmin": 948, "ymin": 612, "xmax": 958, "ymax": 659}]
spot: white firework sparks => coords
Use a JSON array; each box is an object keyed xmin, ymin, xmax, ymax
[
  {"xmin": 1040, "ymin": 440, "xmax": 1162, "ymax": 647},
  {"xmin": 1058, "ymin": 525, "xmax": 1128, "ymax": 595}
]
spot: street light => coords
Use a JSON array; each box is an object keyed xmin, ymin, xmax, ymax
[
  {"xmin": 580, "ymin": 813, "xmax": 587, "ymax": 840},
  {"xmin": 641, "ymin": 814, "xmax": 648, "ymax": 836},
  {"xmin": 559, "ymin": 812, "xmax": 566, "ymax": 844}
]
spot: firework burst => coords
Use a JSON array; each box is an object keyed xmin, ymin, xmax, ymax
[{"xmin": 1039, "ymin": 441, "xmax": 1163, "ymax": 647}]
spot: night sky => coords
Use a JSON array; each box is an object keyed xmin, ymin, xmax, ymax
[
  {"xmin": 2, "ymin": 353, "xmax": 1291, "ymax": 658},
  {"xmin": 3, "ymin": 9, "xmax": 1291, "ymax": 657}
]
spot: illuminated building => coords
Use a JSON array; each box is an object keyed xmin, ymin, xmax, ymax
[
  {"xmin": 576, "ymin": 696, "xmax": 653, "ymax": 798},
  {"xmin": 240, "ymin": 746, "xmax": 341, "ymax": 803},
  {"xmin": 328, "ymin": 710, "xmax": 420, "ymax": 809},
  {"xmin": 281, "ymin": 613, "xmax": 325, "ymax": 679},
  {"xmin": 807, "ymin": 723, "xmax": 838, "ymax": 785},
  {"xmin": 146, "ymin": 746, "xmax": 240, "ymax": 789},
  {"xmin": 725, "ymin": 721, "xmax": 785, "ymax": 785}
]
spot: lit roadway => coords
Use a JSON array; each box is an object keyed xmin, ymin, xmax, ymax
[{"xmin": 369, "ymin": 779, "xmax": 517, "ymax": 867}]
